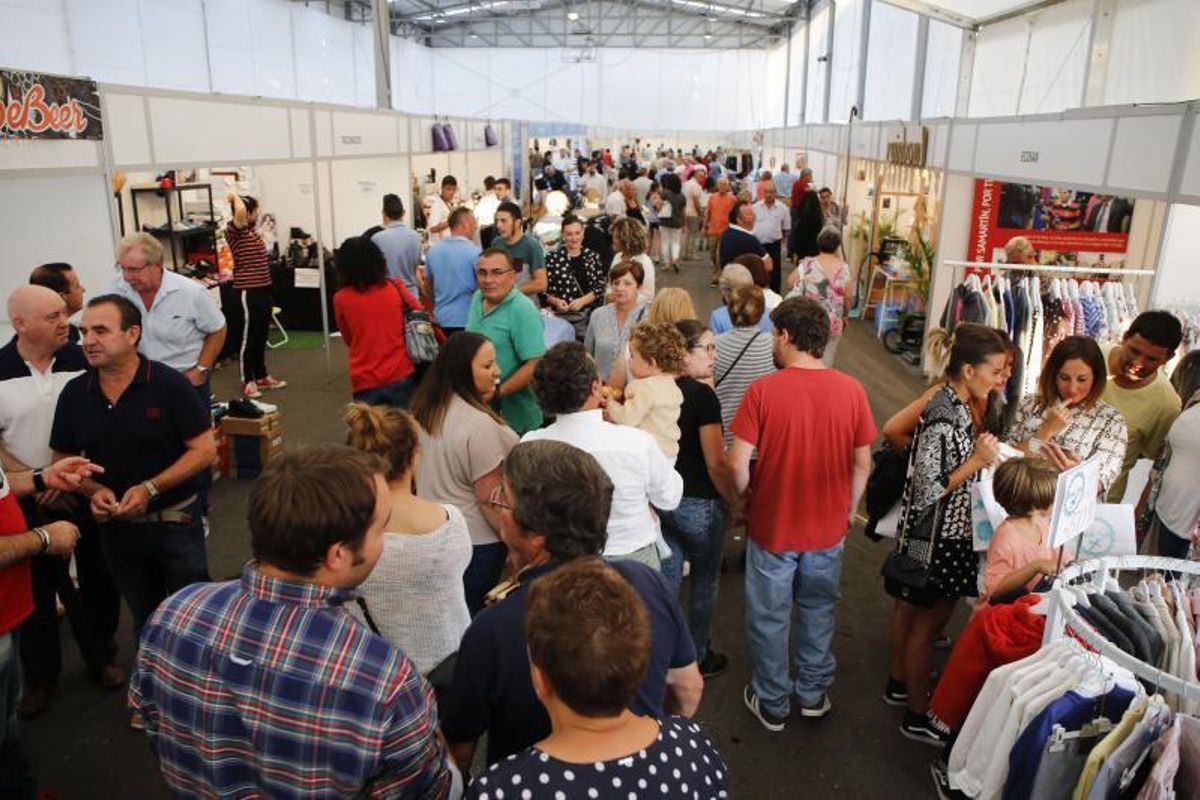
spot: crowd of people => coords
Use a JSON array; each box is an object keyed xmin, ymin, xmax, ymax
[{"xmin": 0, "ymin": 144, "xmax": 1197, "ymax": 799}]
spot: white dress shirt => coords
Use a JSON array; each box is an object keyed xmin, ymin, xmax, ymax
[
  {"xmin": 605, "ymin": 191, "xmax": 627, "ymax": 219},
  {"xmin": 474, "ymin": 193, "xmax": 500, "ymax": 227},
  {"xmin": 752, "ymin": 200, "xmax": 790, "ymax": 244},
  {"xmin": 521, "ymin": 409, "xmax": 682, "ymax": 555}
]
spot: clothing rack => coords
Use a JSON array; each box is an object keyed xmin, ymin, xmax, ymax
[
  {"xmin": 1043, "ymin": 555, "xmax": 1200, "ymax": 708},
  {"xmin": 944, "ymin": 260, "xmax": 1155, "ymax": 281}
]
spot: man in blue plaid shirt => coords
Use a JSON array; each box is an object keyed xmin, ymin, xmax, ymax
[{"xmin": 130, "ymin": 445, "xmax": 453, "ymax": 798}]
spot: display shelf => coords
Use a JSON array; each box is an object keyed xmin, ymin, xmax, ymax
[{"xmin": 130, "ymin": 183, "xmax": 217, "ymax": 272}]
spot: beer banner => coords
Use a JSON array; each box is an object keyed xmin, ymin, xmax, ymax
[{"xmin": 0, "ymin": 69, "xmax": 103, "ymax": 140}]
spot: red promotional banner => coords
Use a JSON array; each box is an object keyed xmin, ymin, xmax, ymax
[
  {"xmin": 968, "ymin": 179, "xmax": 1133, "ymax": 269},
  {"xmin": 0, "ymin": 69, "xmax": 102, "ymax": 141}
]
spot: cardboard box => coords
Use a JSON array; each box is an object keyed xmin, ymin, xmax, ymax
[{"xmin": 219, "ymin": 411, "xmax": 283, "ymax": 438}]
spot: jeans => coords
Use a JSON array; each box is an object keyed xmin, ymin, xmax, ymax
[
  {"xmin": 0, "ymin": 632, "xmax": 35, "ymax": 799},
  {"xmin": 463, "ymin": 542, "xmax": 507, "ymax": 616},
  {"xmin": 660, "ymin": 497, "xmax": 726, "ymax": 660},
  {"xmin": 1155, "ymin": 514, "xmax": 1191, "ymax": 559},
  {"xmin": 353, "ymin": 377, "xmax": 416, "ymax": 409},
  {"xmin": 745, "ymin": 538, "xmax": 845, "ymax": 716},
  {"xmin": 100, "ymin": 511, "xmax": 210, "ymax": 647}
]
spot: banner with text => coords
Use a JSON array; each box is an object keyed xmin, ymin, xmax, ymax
[
  {"xmin": 0, "ymin": 69, "xmax": 102, "ymax": 141},
  {"xmin": 967, "ymin": 179, "xmax": 1134, "ymax": 269}
]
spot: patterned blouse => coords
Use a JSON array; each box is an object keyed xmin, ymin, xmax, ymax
[
  {"xmin": 1006, "ymin": 395, "xmax": 1129, "ymax": 494},
  {"xmin": 791, "ymin": 257, "xmax": 850, "ymax": 337},
  {"xmin": 544, "ymin": 246, "xmax": 606, "ymax": 308},
  {"xmin": 898, "ymin": 385, "xmax": 977, "ymax": 564}
]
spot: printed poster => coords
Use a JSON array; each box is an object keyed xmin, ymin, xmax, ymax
[
  {"xmin": 0, "ymin": 69, "xmax": 102, "ymax": 140},
  {"xmin": 967, "ymin": 179, "xmax": 1134, "ymax": 269}
]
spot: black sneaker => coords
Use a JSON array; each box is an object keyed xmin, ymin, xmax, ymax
[
  {"xmin": 699, "ymin": 649, "xmax": 728, "ymax": 679},
  {"xmin": 883, "ymin": 677, "xmax": 909, "ymax": 707},
  {"xmin": 742, "ymin": 684, "xmax": 787, "ymax": 732},
  {"xmin": 798, "ymin": 693, "xmax": 832, "ymax": 719},
  {"xmin": 930, "ymin": 761, "xmax": 968, "ymax": 800},
  {"xmin": 901, "ymin": 711, "xmax": 950, "ymax": 747}
]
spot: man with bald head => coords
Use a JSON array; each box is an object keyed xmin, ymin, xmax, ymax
[{"xmin": 0, "ymin": 286, "xmax": 124, "ymax": 718}]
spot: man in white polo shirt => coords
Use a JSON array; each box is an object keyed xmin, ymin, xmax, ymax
[
  {"xmin": 522, "ymin": 341, "xmax": 681, "ymax": 568},
  {"xmin": 0, "ymin": 286, "xmax": 124, "ymax": 718}
]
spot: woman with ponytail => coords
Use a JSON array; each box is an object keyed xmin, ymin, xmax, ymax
[
  {"xmin": 883, "ymin": 323, "xmax": 1007, "ymax": 746},
  {"xmin": 410, "ymin": 332, "xmax": 519, "ymax": 614},
  {"xmin": 344, "ymin": 402, "xmax": 471, "ymax": 676}
]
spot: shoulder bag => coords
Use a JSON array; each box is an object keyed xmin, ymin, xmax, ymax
[
  {"xmin": 714, "ymin": 331, "xmax": 762, "ymax": 388},
  {"xmin": 483, "ymin": 122, "xmax": 498, "ymax": 147},
  {"xmin": 880, "ymin": 431, "xmax": 949, "ymax": 608},
  {"xmin": 392, "ymin": 280, "xmax": 439, "ymax": 365}
]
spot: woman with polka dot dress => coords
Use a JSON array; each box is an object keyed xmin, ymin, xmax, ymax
[{"xmin": 466, "ymin": 558, "xmax": 728, "ymax": 800}]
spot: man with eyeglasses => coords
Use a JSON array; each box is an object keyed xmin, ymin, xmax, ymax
[{"xmin": 465, "ymin": 250, "xmax": 545, "ymax": 435}]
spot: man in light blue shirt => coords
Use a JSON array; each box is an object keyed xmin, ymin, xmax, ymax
[
  {"xmin": 371, "ymin": 193, "xmax": 422, "ymax": 295},
  {"xmin": 773, "ymin": 163, "xmax": 796, "ymax": 204},
  {"xmin": 422, "ymin": 208, "xmax": 480, "ymax": 334}
]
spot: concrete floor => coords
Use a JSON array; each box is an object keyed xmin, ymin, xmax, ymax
[{"xmin": 23, "ymin": 255, "xmax": 965, "ymax": 798}]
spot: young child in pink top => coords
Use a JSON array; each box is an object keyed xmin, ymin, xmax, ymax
[{"xmin": 980, "ymin": 458, "xmax": 1069, "ymax": 607}]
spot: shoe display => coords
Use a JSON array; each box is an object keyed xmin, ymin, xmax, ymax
[
  {"xmin": 900, "ymin": 711, "xmax": 950, "ymax": 747},
  {"xmin": 798, "ymin": 693, "xmax": 832, "ymax": 719},
  {"xmin": 226, "ymin": 398, "xmax": 264, "ymax": 419},
  {"xmin": 257, "ymin": 375, "xmax": 287, "ymax": 390},
  {"xmin": 242, "ymin": 381, "xmax": 261, "ymax": 399},
  {"xmin": 742, "ymin": 684, "xmax": 787, "ymax": 732},
  {"xmin": 883, "ymin": 677, "xmax": 909, "ymax": 706},
  {"xmin": 699, "ymin": 649, "xmax": 728, "ymax": 679}
]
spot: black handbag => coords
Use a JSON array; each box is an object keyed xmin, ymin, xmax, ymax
[{"xmin": 881, "ymin": 497, "xmax": 944, "ymax": 609}]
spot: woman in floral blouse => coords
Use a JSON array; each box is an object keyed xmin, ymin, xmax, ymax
[
  {"xmin": 544, "ymin": 214, "xmax": 606, "ymax": 341},
  {"xmin": 1006, "ymin": 336, "xmax": 1128, "ymax": 496},
  {"xmin": 787, "ymin": 225, "xmax": 850, "ymax": 367}
]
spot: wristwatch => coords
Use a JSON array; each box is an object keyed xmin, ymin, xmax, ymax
[
  {"xmin": 31, "ymin": 468, "xmax": 46, "ymax": 493},
  {"xmin": 142, "ymin": 480, "xmax": 160, "ymax": 498},
  {"xmin": 194, "ymin": 364, "xmax": 210, "ymax": 375}
]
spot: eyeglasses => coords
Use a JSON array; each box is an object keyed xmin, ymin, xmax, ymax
[
  {"xmin": 476, "ymin": 267, "xmax": 514, "ymax": 279},
  {"xmin": 486, "ymin": 482, "xmax": 513, "ymax": 512},
  {"xmin": 691, "ymin": 343, "xmax": 717, "ymax": 353},
  {"xmin": 117, "ymin": 262, "xmax": 149, "ymax": 275}
]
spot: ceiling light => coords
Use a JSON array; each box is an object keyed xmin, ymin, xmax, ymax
[
  {"xmin": 470, "ymin": 32, "xmax": 479, "ymax": 37},
  {"xmin": 567, "ymin": 11, "xmax": 579, "ymax": 20},
  {"xmin": 704, "ymin": 33, "xmax": 713, "ymax": 39}
]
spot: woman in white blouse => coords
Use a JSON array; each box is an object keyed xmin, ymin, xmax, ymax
[
  {"xmin": 344, "ymin": 402, "xmax": 471, "ymax": 676},
  {"xmin": 1006, "ymin": 336, "xmax": 1128, "ymax": 496}
]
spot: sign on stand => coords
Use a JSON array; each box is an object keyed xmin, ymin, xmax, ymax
[
  {"xmin": 1049, "ymin": 456, "xmax": 1103, "ymax": 548},
  {"xmin": 0, "ymin": 69, "xmax": 102, "ymax": 140}
]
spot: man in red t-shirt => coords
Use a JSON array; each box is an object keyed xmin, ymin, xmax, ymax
[
  {"xmin": 730, "ymin": 296, "xmax": 875, "ymax": 732},
  {"xmin": 0, "ymin": 456, "xmax": 93, "ymax": 794}
]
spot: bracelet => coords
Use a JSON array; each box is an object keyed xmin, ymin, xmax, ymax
[
  {"xmin": 33, "ymin": 527, "xmax": 50, "ymax": 555},
  {"xmin": 31, "ymin": 468, "xmax": 46, "ymax": 493}
]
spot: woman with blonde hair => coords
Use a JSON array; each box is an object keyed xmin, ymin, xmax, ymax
[
  {"xmin": 344, "ymin": 402, "xmax": 471, "ymax": 675},
  {"xmin": 610, "ymin": 216, "xmax": 655, "ymax": 302},
  {"xmin": 646, "ymin": 287, "xmax": 697, "ymax": 325}
]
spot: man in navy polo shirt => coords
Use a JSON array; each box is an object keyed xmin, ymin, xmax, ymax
[
  {"xmin": 50, "ymin": 295, "xmax": 215, "ymax": 729},
  {"xmin": 440, "ymin": 440, "xmax": 703, "ymax": 774},
  {"xmin": 719, "ymin": 201, "xmax": 771, "ymax": 276}
]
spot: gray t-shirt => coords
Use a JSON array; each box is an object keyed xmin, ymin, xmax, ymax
[{"xmin": 416, "ymin": 396, "xmax": 518, "ymax": 546}]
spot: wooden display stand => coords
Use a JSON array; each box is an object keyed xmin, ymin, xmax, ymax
[{"xmin": 218, "ymin": 412, "xmax": 284, "ymax": 479}]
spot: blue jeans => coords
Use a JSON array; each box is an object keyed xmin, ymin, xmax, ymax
[
  {"xmin": 100, "ymin": 509, "xmax": 210, "ymax": 647},
  {"xmin": 745, "ymin": 538, "xmax": 845, "ymax": 716},
  {"xmin": 660, "ymin": 497, "xmax": 726, "ymax": 660},
  {"xmin": 463, "ymin": 542, "xmax": 508, "ymax": 616},
  {"xmin": 353, "ymin": 377, "xmax": 416, "ymax": 409},
  {"xmin": 0, "ymin": 632, "xmax": 35, "ymax": 799}
]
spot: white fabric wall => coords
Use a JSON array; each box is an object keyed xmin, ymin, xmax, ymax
[
  {"xmin": 921, "ymin": 19, "xmax": 961, "ymax": 118},
  {"xmin": 0, "ymin": 0, "xmax": 373, "ymax": 107},
  {"xmin": 805, "ymin": 1, "xmax": 831, "ymax": 123},
  {"xmin": 786, "ymin": 23, "xmax": 806, "ymax": 126},
  {"xmin": 1106, "ymin": 0, "xmax": 1200, "ymax": 107},
  {"xmin": 863, "ymin": 1, "xmax": 918, "ymax": 121},
  {"xmin": 828, "ymin": 0, "xmax": 865, "ymax": 123},
  {"xmin": 391, "ymin": 43, "xmax": 770, "ymax": 130},
  {"xmin": 968, "ymin": 0, "xmax": 1091, "ymax": 117}
]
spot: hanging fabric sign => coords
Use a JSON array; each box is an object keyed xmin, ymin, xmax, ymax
[
  {"xmin": 967, "ymin": 179, "xmax": 1134, "ymax": 268},
  {"xmin": 0, "ymin": 69, "xmax": 102, "ymax": 140}
]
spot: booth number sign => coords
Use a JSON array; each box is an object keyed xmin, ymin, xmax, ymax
[{"xmin": 886, "ymin": 127, "xmax": 928, "ymax": 168}]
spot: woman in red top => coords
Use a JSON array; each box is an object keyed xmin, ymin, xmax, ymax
[{"xmin": 333, "ymin": 237, "xmax": 418, "ymax": 407}]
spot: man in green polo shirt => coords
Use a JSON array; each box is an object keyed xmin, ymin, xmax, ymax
[
  {"xmin": 466, "ymin": 249, "xmax": 545, "ymax": 434},
  {"xmin": 491, "ymin": 201, "xmax": 547, "ymax": 298}
]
